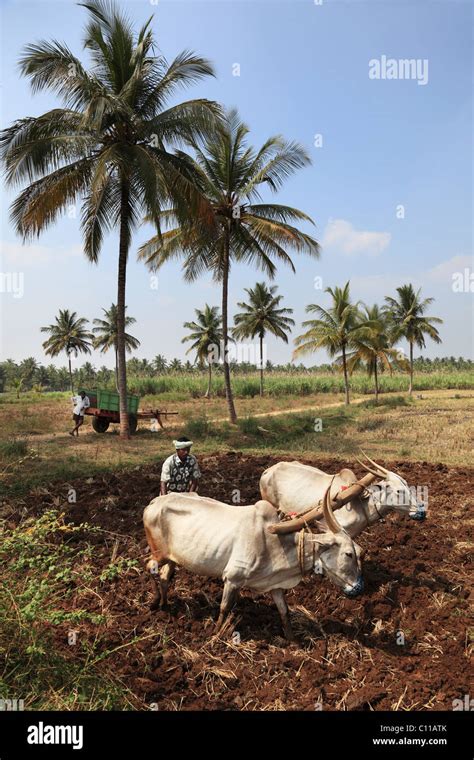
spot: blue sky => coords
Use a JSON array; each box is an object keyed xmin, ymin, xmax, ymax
[{"xmin": 1, "ymin": 0, "xmax": 472, "ymax": 368}]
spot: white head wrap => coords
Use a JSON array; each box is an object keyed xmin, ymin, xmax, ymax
[{"xmin": 173, "ymin": 439, "xmax": 193, "ymax": 449}]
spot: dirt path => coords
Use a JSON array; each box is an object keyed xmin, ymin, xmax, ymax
[{"xmin": 210, "ymin": 394, "xmax": 370, "ymax": 422}]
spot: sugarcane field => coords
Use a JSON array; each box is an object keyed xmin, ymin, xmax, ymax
[{"xmin": 0, "ymin": 0, "xmax": 472, "ymax": 753}]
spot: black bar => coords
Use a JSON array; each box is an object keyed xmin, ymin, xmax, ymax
[{"xmin": 0, "ymin": 710, "xmax": 471, "ymax": 758}]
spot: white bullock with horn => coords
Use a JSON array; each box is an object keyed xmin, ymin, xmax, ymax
[
  {"xmin": 260, "ymin": 452, "xmax": 426, "ymax": 540},
  {"xmin": 143, "ymin": 483, "xmax": 364, "ymax": 640}
]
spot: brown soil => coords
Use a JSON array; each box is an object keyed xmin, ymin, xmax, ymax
[{"xmin": 3, "ymin": 453, "xmax": 473, "ymax": 711}]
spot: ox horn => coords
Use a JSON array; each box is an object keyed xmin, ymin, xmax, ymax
[
  {"xmin": 267, "ymin": 472, "xmax": 378, "ymax": 535},
  {"xmin": 355, "ymin": 457, "xmax": 384, "ymax": 479},
  {"xmin": 322, "ymin": 477, "xmax": 341, "ymax": 534},
  {"xmin": 361, "ymin": 451, "xmax": 389, "ymax": 477}
]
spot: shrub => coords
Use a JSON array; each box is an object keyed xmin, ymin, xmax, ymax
[
  {"xmin": 0, "ymin": 438, "xmax": 28, "ymax": 459},
  {"xmin": 238, "ymin": 416, "xmax": 261, "ymax": 435},
  {"xmin": 186, "ymin": 415, "xmax": 211, "ymax": 438}
]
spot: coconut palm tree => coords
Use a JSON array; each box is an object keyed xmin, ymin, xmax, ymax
[
  {"xmin": 344, "ymin": 304, "xmax": 408, "ymax": 402},
  {"xmin": 80, "ymin": 361, "xmax": 97, "ymax": 387},
  {"xmin": 19, "ymin": 357, "xmax": 39, "ymax": 389},
  {"xmin": 93, "ymin": 304, "xmax": 140, "ymax": 390},
  {"xmin": 126, "ymin": 358, "xmax": 142, "ymax": 376},
  {"xmin": 384, "ymin": 284, "xmax": 443, "ymax": 395},
  {"xmin": 182, "ymin": 304, "xmax": 223, "ymax": 397},
  {"xmin": 56, "ymin": 367, "xmax": 71, "ymax": 391},
  {"xmin": 41, "ymin": 309, "xmax": 92, "ymax": 391},
  {"xmin": 293, "ymin": 282, "xmax": 362, "ymax": 405},
  {"xmin": 168, "ymin": 358, "xmax": 183, "ymax": 373},
  {"xmin": 96, "ymin": 365, "xmax": 113, "ymax": 387},
  {"xmin": 0, "ymin": 0, "xmax": 220, "ymax": 437},
  {"xmin": 140, "ymin": 358, "xmax": 154, "ymax": 376},
  {"xmin": 152, "ymin": 354, "xmax": 168, "ymax": 373},
  {"xmin": 11, "ymin": 378, "xmax": 24, "ymax": 400},
  {"xmin": 2, "ymin": 359, "xmax": 19, "ymax": 387},
  {"xmin": 34, "ymin": 365, "xmax": 51, "ymax": 389},
  {"xmin": 139, "ymin": 109, "xmax": 319, "ymax": 422},
  {"xmin": 232, "ymin": 282, "xmax": 294, "ymax": 396}
]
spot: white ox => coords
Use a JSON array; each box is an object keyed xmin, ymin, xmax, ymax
[
  {"xmin": 143, "ymin": 486, "xmax": 364, "ymax": 640},
  {"xmin": 260, "ymin": 453, "xmax": 426, "ymax": 540}
]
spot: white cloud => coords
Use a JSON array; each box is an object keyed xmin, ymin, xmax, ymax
[
  {"xmin": 427, "ymin": 254, "xmax": 473, "ymax": 284},
  {"xmin": 350, "ymin": 254, "xmax": 474, "ymax": 300},
  {"xmin": 322, "ymin": 218, "xmax": 391, "ymax": 256}
]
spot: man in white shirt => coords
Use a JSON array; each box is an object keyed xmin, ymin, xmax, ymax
[
  {"xmin": 160, "ymin": 437, "xmax": 201, "ymax": 494},
  {"xmin": 70, "ymin": 390, "xmax": 90, "ymax": 437}
]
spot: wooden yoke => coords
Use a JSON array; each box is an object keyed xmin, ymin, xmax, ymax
[{"xmin": 267, "ymin": 473, "xmax": 378, "ymax": 535}]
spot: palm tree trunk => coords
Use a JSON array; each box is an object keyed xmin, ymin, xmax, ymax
[
  {"xmin": 117, "ymin": 185, "xmax": 130, "ymax": 438},
  {"xmin": 205, "ymin": 361, "xmax": 212, "ymax": 398},
  {"xmin": 408, "ymin": 341, "xmax": 414, "ymax": 395},
  {"xmin": 342, "ymin": 343, "xmax": 350, "ymax": 405},
  {"xmin": 374, "ymin": 361, "xmax": 379, "ymax": 403},
  {"xmin": 259, "ymin": 334, "xmax": 264, "ymax": 397},
  {"xmin": 114, "ymin": 347, "xmax": 119, "ymax": 392},
  {"xmin": 68, "ymin": 354, "xmax": 73, "ymax": 393},
  {"xmin": 222, "ymin": 225, "xmax": 237, "ymax": 423}
]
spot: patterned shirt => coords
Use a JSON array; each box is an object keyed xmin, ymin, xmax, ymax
[{"xmin": 161, "ymin": 453, "xmax": 201, "ymax": 493}]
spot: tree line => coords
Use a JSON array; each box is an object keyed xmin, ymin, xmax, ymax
[
  {"xmin": 1, "ymin": 279, "xmax": 459, "ymax": 401},
  {"xmin": 3, "ymin": 352, "xmax": 471, "ymax": 397},
  {"xmin": 36, "ymin": 279, "xmax": 444, "ymax": 403}
]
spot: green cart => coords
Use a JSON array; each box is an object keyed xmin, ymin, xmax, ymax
[{"xmin": 83, "ymin": 389, "xmax": 177, "ymax": 434}]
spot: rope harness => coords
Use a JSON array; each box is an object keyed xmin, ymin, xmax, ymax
[
  {"xmin": 279, "ymin": 478, "xmax": 378, "ymax": 577},
  {"xmin": 279, "ymin": 478, "xmax": 377, "ymax": 578},
  {"xmin": 361, "ymin": 493, "xmax": 385, "ymax": 526},
  {"xmin": 297, "ymin": 528, "xmax": 316, "ymax": 576}
]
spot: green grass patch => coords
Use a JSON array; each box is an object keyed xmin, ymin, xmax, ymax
[
  {"xmin": 0, "ymin": 457, "xmax": 129, "ymax": 499},
  {"xmin": 238, "ymin": 416, "xmax": 262, "ymax": 435},
  {"xmin": 0, "ymin": 510, "xmax": 144, "ymax": 709},
  {"xmin": 359, "ymin": 394, "xmax": 411, "ymax": 410},
  {"xmin": 184, "ymin": 415, "xmax": 213, "ymax": 439},
  {"xmin": 0, "ymin": 391, "xmax": 69, "ymax": 405},
  {"xmin": 222, "ymin": 408, "xmax": 356, "ymax": 451},
  {"xmin": 0, "ymin": 438, "xmax": 29, "ymax": 459}
]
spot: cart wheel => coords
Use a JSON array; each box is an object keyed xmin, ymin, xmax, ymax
[
  {"xmin": 128, "ymin": 414, "xmax": 138, "ymax": 435},
  {"xmin": 92, "ymin": 416, "xmax": 110, "ymax": 433}
]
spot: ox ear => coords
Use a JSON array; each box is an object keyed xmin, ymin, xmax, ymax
[{"xmin": 310, "ymin": 533, "xmax": 337, "ymax": 552}]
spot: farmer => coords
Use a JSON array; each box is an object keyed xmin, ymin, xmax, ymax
[
  {"xmin": 160, "ymin": 437, "xmax": 201, "ymax": 495},
  {"xmin": 70, "ymin": 390, "xmax": 90, "ymax": 437}
]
